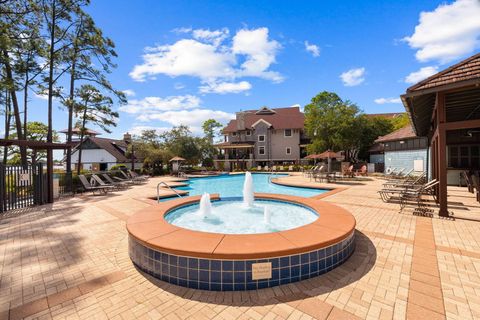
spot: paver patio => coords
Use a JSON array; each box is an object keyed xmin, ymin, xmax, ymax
[{"xmin": 1, "ymin": 174, "xmax": 479, "ymax": 319}]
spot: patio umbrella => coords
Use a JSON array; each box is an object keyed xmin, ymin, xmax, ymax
[
  {"xmin": 303, "ymin": 154, "xmax": 322, "ymax": 164},
  {"xmin": 318, "ymin": 150, "xmax": 337, "ymax": 173}
]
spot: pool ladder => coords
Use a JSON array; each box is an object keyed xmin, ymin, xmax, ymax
[
  {"xmin": 157, "ymin": 182, "xmax": 183, "ymax": 202},
  {"xmin": 268, "ymin": 168, "xmax": 279, "ymax": 183}
]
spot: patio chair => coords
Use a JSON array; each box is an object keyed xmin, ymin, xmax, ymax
[
  {"xmin": 78, "ymin": 175, "xmax": 113, "ymax": 195},
  {"xmin": 383, "ymin": 172, "xmax": 426, "ymax": 189},
  {"xmin": 400, "ymin": 180, "xmax": 440, "ymax": 211},
  {"xmin": 378, "ymin": 179, "xmax": 438, "ymax": 203},
  {"xmin": 129, "ymin": 170, "xmax": 149, "ymax": 181},
  {"xmin": 313, "ymin": 166, "xmax": 328, "ymax": 182},
  {"xmin": 471, "ymin": 174, "xmax": 480, "ymax": 202},
  {"xmin": 101, "ymin": 173, "xmax": 130, "ymax": 189},
  {"xmin": 356, "ymin": 165, "xmax": 368, "ymax": 176},
  {"xmin": 91, "ymin": 174, "xmax": 124, "ymax": 191},
  {"xmin": 385, "ymin": 167, "xmax": 398, "ymax": 177},
  {"xmin": 264, "ymin": 165, "xmax": 269, "ymax": 171},
  {"xmin": 462, "ymin": 171, "xmax": 474, "ymax": 193},
  {"xmin": 257, "ymin": 166, "xmax": 262, "ymax": 171},
  {"xmin": 342, "ymin": 165, "xmax": 355, "ymax": 178},
  {"xmin": 118, "ymin": 170, "xmax": 143, "ymax": 184},
  {"xmin": 272, "ymin": 166, "xmax": 277, "ymax": 171},
  {"xmin": 288, "ymin": 165, "xmax": 294, "ymax": 171},
  {"xmin": 279, "ymin": 166, "xmax": 284, "ymax": 171}
]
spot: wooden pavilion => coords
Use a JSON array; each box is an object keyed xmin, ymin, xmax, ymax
[{"xmin": 402, "ymin": 53, "xmax": 480, "ymax": 217}]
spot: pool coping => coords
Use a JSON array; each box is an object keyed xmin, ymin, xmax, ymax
[{"xmin": 127, "ymin": 193, "xmax": 356, "ymax": 260}]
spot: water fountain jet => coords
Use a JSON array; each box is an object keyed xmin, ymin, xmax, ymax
[
  {"xmin": 264, "ymin": 206, "xmax": 271, "ymax": 224},
  {"xmin": 243, "ymin": 172, "xmax": 254, "ymax": 207},
  {"xmin": 199, "ymin": 192, "xmax": 212, "ymax": 218}
]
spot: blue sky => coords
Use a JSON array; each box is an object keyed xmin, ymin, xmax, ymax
[{"xmin": 16, "ymin": 0, "xmax": 480, "ymax": 140}]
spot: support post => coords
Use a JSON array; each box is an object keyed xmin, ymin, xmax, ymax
[{"xmin": 436, "ymin": 92, "xmax": 448, "ymax": 217}]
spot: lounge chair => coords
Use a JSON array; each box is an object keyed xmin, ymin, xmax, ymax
[
  {"xmin": 383, "ymin": 172, "xmax": 426, "ymax": 189},
  {"xmin": 288, "ymin": 165, "xmax": 294, "ymax": 171},
  {"xmin": 378, "ymin": 179, "xmax": 438, "ymax": 203},
  {"xmin": 462, "ymin": 171, "xmax": 474, "ymax": 193},
  {"xmin": 313, "ymin": 166, "xmax": 328, "ymax": 182},
  {"xmin": 399, "ymin": 180, "xmax": 440, "ymax": 211},
  {"xmin": 118, "ymin": 170, "xmax": 143, "ymax": 184},
  {"xmin": 279, "ymin": 166, "xmax": 284, "ymax": 171},
  {"xmin": 101, "ymin": 173, "xmax": 130, "ymax": 189},
  {"xmin": 91, "ymin": 174, "xmax": 124, "ymax": 190},
  {"xmin": 129, "ymin": 170, "xmax": 149, "ymax": 181},
  {"xmin": 264, "ymin": 165, "xmax": 269, "ymax": 171},
  {"xmin": 79, "ymin": 175, "xmax": 114, "ymax": 195},
  {"xmin": 257, "ymin": 166, "xmax": 262, "ymax": 171}
]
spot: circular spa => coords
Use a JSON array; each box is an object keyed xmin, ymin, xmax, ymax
[{"xmin": 127, "ymin": 173, "xmax": 356, "ymax": 291}]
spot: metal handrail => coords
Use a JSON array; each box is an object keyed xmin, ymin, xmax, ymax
[
  {"xmin": 268, "ymin": 167, "xmax": 278, "ymax": 183},
  {"xmin": 157, "ymin": 182, "xmax": 182, "ymax": 202}
]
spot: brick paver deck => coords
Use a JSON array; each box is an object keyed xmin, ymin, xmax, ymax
[{"xmin": 1, "ymin": 174, "xmax": 479, "ymax": 319}]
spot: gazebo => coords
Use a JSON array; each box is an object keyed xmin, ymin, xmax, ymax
[
  {"xmin": 169, "ymin": 156, "xmax": 186, "ymax": 173},
  {"xmin": 401, "ymin": 52, "xmax": 480, "ymax": 217}
]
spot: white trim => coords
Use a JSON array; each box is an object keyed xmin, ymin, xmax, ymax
[
  {"xmin": 286, "ymin": 147, "xmax": 292, "ymax": 155},
  {"xmin": 258, "ymin": 135, "xmax": 266, "ymax": 142},
  {"xmin": 251, "ymin": 119, "xmax": 272, "ymax": 128},
  {"xmin": 284, "ymin": 129, "xmax": 292, "ymax": 137},
  {"xmin": 258, "ymin": 146, "xmax": 265, "ymax": 155}
]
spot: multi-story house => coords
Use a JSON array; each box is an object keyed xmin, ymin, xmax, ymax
[{"xmin": 214, "ymin": 106, "xmax": 307, "ymax": 170}]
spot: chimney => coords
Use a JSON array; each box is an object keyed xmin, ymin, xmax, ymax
[
  {"xmin": 123, "ymin": 132, "xmax": 132, "ymax": 143},
  {"xmin": 236, "ymin": 112, "xmax": 245, "ymax": 130}
]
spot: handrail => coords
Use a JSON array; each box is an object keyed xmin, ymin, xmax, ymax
[
  {"xmin": 268, "ymin": 167, "xmax": 278, "ymax": 183},
  {"xmin": 157, "ymin": 182, "xmax": 182, "ymax": 202}
]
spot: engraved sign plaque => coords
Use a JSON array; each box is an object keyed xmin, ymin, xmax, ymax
[{"xmin": 252, "ymin": 262, "xmax": 272, "ymax": 280}]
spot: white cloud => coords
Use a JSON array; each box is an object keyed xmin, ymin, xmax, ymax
[
  {"xmin": 232, "ymin": 28, "xmax": 283, "ymax": 82},
  {"xmin": 199, "ymin": 81, "xmax": 251, "ymax": 94},
  {"xmin": 137, "ymin": 109, "xmax": 235, "ymax": 135},
  {"xmin": 404, "ymin": 0, "xmax": 480, "ymax": 63},
  {"xmin": 374, "ymin": 97, "xmax": 402, "ymax": 104},
  {"xmin": 129, "ymin": 39, "xmax": 236, "ymax": 82},
  {"xmin": 404, "ymin": 66, "xmax": 438, "ymax": 84},
  {"xmin": 122, "ymin": 89, "xmax": 135, "ymax": 97},
  {"xmin": 129, "ymin": 125, "xmax": 171, "ymax": 136},
  {"xmin": 119, "ymin": 95, "xmax": 200, "ymax": 114},
  {"xmin": 130, "ymin": 27, "xmax": 283, "ymax": 89},
  {"xmin": 174, "ymin": 82, "xmax": 185, "ymax": 90},
  {"xmin": 304, "ymin": 41, "xmax": 320, "ymax": 57},
  {"xmin": 192, "ymin": 28, "xmax": 229, "ymax": 47},
  {"xmin": 340, "ymin": 67, "xmax": 366, "ymax": 86}
]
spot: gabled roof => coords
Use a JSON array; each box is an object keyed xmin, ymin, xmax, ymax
[
  {"xmin": 59, "ymin": 127, "xmax": 100, "ymax": 136},
  {"xmin": 375, "ymin": 125, "xmax": 417, "ymax": 143},
  {"xmin": 407, "ymin": 52, "xmax": 480, "ymax": 93},
  {"xmin": 72, "ymin": 137, "xmax": 137, "ymax": 162},
  {"xmin": 223, "ymin": 106, "xmax": 304, "ymax": 133}
]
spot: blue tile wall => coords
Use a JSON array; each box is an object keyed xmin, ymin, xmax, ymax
[{"xmin": 129, "ymin": 232, "xmax": 355, "ymax": 291}]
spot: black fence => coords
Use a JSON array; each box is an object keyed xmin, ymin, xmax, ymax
[{"xmin": 0, "ymin": 163, "xmax": 47, "ymax": 212}]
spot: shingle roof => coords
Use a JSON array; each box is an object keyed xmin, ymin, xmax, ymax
[
  {"xmin": 407, "ymin": 53, "xmax": 480, "ymax": 92},
  {"xmin": 375, "ymin": 125, "xmax": 417, "ymax": 143},
  {"xmin": 223, "ymin": 107, "xmax": 304, "ymax": 133},
  {"xmin": 366, "ymin": 112, "xmax": 404, "ymax": 119},
  {"xmin": 72, "ymin": 137, "xmax": 138, "ymax": 162}
]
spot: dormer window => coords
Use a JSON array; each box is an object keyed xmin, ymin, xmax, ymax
[
  {"xmin": 255, "ymin": 106, "xmax": 276, "ymax": 115},
  {"xmin": 246, "ymin": 130, "xmax": 251, "ymax": 136}
]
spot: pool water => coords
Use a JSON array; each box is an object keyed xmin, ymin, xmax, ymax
[
  {"xmin": 175, "ymin": 173, "xmax": 326, "ymax": 198},
  {"xmin": 165, "ymin": 199, "xmax": 318, "ymax": 234}
]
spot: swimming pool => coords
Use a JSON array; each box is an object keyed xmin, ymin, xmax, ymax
[{"xmin": 174, "ymin": 173, "xmax": 327, "ymax": 198}]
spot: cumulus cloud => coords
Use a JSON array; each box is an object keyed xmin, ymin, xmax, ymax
[
  {"xmin": 404, "ymin": 0, "xmax": 480, "ymax": 63},
  {"xmin": 340, "ymin": 67, "xmax": 366, "ymax": 86},
  {"xmin": 199, "ymin": 81, "xmax": 251, "ymax": 94},
  {"xmin": 304, "ymin": 41, "xmax": 320, "ymax": 57},
  {"xmin": 119, "ymin": 95, "xmax": 200, "ymax": 114},
  {"xmin": 122, "ymin": 89, "xmax": 135, "ymax": 97},
  {"xmin": 130, "ymin": 27, "xmax": 283, "ymax": 91},
  {"xmin": 374, "ymin": 97, "xmax": 402, "ymax": 104},
  {"xmin": 129, "ymin": 125, "xmax": 171, "ymax": 136},
  {"xmin": 404, "ymin": 66, "xmax": 438, "ymax": 84}
]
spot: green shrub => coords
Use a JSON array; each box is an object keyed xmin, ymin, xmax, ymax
[{"xmin": 110, "ymin": 164, "xmax": 127, "ymax": 171}]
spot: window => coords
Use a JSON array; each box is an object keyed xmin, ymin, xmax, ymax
[
  {"xmin": 448, "ymin": 145, "xmax": 480, "ymax": 168},
  {"xmin": 258, "ymin": 135, "xmax": 265, "ymax": 142},
  {"xmin": 286, "ymin": 147, "xmax": 291, "ymax": 155},
  {"xmin": 258, "ymin": 146, "xmax": 265, "ymax": 155},
  {"xmin": 284, "ymin": 129, "xmax": 292, "ymax": 137},
  {"xmin": 246, "ymin": 130, "xmax": 251, "ymax": 136},
  {"xmin": 232, "ymin": 132, "xmax": 237, "ymax": 137}
]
